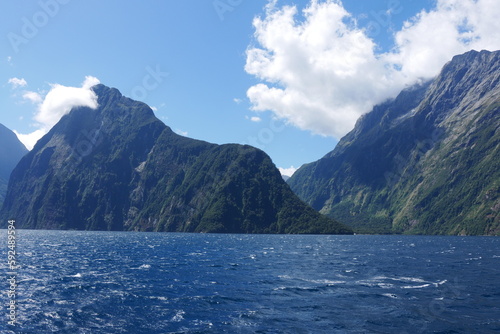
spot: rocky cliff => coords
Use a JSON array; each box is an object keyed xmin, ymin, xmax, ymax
[{"xmin": 289, "ymin": 50, "xmax": 500, "ymax": 235}]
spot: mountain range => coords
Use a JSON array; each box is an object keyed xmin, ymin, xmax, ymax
[
  {"xmin": 288, "ymin": 50, "xmax": 500, "ymax": 235},
  {"xmin": 0, "ymin": 85, "xmax": 352, "ymax": 234},
  {"xmin": 2, "ymin": 50, "xmax": 498, "ymax": 235},
  {"xmin": 0, "ymin": 123, "xmax": 28, "ymax": 206}
]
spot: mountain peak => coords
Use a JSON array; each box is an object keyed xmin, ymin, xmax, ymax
[
  {"xmin": 90, "ymin": 83, "xmax": 156, "ymax": 119},
  {"xmin": 449, "ymin": 49, "xmax": 496, "ymax": 63},
  {"xmin": 289, "ymin": 50, "xmax": 500, "ymax": 235},
  {"xmin": 1, "ymin": 85, "xmax": 351, "ymax": 234}
]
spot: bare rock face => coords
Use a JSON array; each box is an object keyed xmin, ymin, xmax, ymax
[{"xmin": 288, "ymin": 50, "xmax": 500, "ymax": 235}]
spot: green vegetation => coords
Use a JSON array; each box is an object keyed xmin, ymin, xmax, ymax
[
  {"xmin": 289, "ymin": 50, "xmax": 500, "ymax": 236},
  {"xmin": 0, "ymin": 85, "xmax": 352, "ymax": 235}
]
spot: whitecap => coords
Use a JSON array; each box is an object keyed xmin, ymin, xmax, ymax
[
  {"xmin": 187, "ymin": 252, "xmax": 205, "ymax": 257},
  {"xmin": 149, "ymin": 296, "xmax": 169, "ymax": 301},
  {"xmin": 44, "ymin": 311, "xmax": 61, "ymax": 319},
  {"xmin": 431, "ymin": 279, "xmax": 448, "ymax": 287},
  {"xmin": 133, "ymin": 264, "xmax": 151, "ymax": 270},
  {"xmin": 401, "ymin": 284, "xmax": 431, "ymax": 289},
  {"xmin": 40, "ymin": 243, "xmax": 62, "ymax": 247},
  {"xmin": 278, "ymin": 275, "xmax": 292, "ymax": 279},
  {"xmin": 171, "ymin": 310, "xmax": 185, "ymax": 322},
  {"xmin": 54, "ymin": 300, "xmax": 72, "ymax": 305},
  {"xmin": 390, "ymin": 276, "xmax": 427, "ymax": 283},
  {"xmin": 303, "ymin": 278, "xmax": 345, "ymax": 285}
]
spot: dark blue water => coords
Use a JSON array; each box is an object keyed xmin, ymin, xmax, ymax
[{"xmin": 1, "ymin": 231, "xmax": 499, "ymax": 333}]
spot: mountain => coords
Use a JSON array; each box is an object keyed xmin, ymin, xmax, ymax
[
  {"xmin": 288, "ymin": 50, "xmax": 500, "ymax": 235},
  {"xmin": 0, "ymin": 123, "xmax": 28, "ymax": 206},
  {"xmin": 0, "ymin": 84, "xmax": 352, "ymax": 234}
]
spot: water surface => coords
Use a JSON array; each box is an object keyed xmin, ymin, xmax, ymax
[{"xmin": 1, "ymin": 231, "xmax": 499, "ymax": 333}]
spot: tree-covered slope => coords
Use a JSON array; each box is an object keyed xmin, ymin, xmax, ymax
[
  {"xmin": 288, "ymin": 50, "xmax": 500, "ymax": 235},
  {"xmin": 0, "ymin": 84, "xmax": 351, "ymax": 234}
]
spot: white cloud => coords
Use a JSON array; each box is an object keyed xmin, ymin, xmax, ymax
[
  {"xmin": 175, "ymin": 129, "xmax": 189, "ymax": 136},
  {"xmin": 81, "ymin": 76, "xmax": 100, "ymax": 90},
  {"xmin": 246, "ymin": 0, "xmax": 500, "ymax": 138},
  {"xmin": 278, "ymin": 166, "xmax": 298, "ymax": 177},
  {"xmin": 233, "ymin": 98, "xmax": 243, "ymax": 104},
  {"xmin": 13, "ymin": 129, "xmax": 46, "ymax": 151},
  {"xmin": 387, "ymin": 0, "xmax": 500, "ymax": 79},
  {"xmin": 22, "ymin": 91, "xmax": 43, "ymax": 104},
  {"xmin": 246, "ymin": 115, "xmax": 262, "ymax": 122},
  {"xmin": 15, "ymin": 76, "xmax": 100, "ymax": 150},
  {"xmin": 8, "ymin": 77, "xmax": 27, "ymax": 88},
  {"xmin": 35, "ymin": 76, "xmax": 100, "ymax": 129}
]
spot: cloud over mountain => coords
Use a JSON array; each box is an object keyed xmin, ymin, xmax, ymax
[
  {"xmin": 14, "ymin": 76, "xmax": 100, "ymax": 150},
  {"xmin": 245, "ymin": 0, "xmax": 500, "ymax": 138}
]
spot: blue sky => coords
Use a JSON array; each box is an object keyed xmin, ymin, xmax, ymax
[{"xmin": 1, "ymin": 0, "xmax": 499, "ymax": 176}]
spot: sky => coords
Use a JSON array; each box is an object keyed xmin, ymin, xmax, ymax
[{"xmin": 1, "ymin": 0, "xmax": 499, "ymax": 177}]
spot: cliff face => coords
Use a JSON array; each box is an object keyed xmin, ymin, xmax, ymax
[
  {"xmin": 289, "ymin": 50, "xmax": 500, "ymax": 235},
  {"xmin": 0, "ymin": 123, "xmax": 28, "ymax": 206},
  {"xmin": 1, "ymin": 84, "xmax": 351, "ymax": 234}
]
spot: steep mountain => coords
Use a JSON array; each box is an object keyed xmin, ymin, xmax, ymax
[
  {"xmin": 0, "ymin": 123, "xmax": 28, "ymax": 206},
  {"xmin": 288, "ymin": 50, "xmax": 500, "ymax": 235},
  {"xmin": 0, "ymin": 84, "xmax": 352, "ymax": 234}
]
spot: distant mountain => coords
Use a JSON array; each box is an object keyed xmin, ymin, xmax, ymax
[
  {"xmin": 288, "ymin": 50, "xmax": 500, "ymax": 235},
  {"xmin": 0, "ymin": 85, "xmax": 352, "ymax": 234},
  {"xmin": 0, "ymin": 123, "xmax": 28, "ymax": 206}
]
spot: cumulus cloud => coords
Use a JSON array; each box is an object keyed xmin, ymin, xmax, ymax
[
  {"xmin": 35, "ymin": 77, "xmax": 99, "ymax": 129},
  {"xmin": 245, "ymin": 0, "xmax": 500, "ymax": 138},
  {"xmin": 22, "ymin": 91, "xmax": 43, "ymax": 104},
  {"xmin": 15, "ymin": 76, "xmax": 100, "ymax": 150},
  {"xmin": 245, "ymin": 115, "xmax": 262, "ymax": 122},
  {"xmin": 278, "ymin": 166, "xmax": 298, "ymax": 177},
  {"xmin": 8, "ymin": 77, "xmax": 27, "ymax": 88}
]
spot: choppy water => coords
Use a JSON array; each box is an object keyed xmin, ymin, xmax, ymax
[{"xmin": 1, "ymin": 231, "xmax": 499, "ymax": 333}]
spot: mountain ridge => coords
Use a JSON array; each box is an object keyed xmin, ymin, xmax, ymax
[
  {"xmin": 1, "ymin": 84, "xmax": 352, "ymax": 234},
  {"xmin": 288, "ymin": 49, "xmax": 500, "ymax": 235}
]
